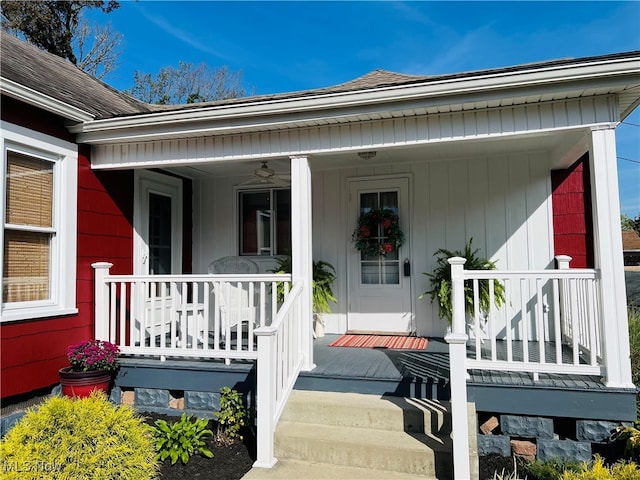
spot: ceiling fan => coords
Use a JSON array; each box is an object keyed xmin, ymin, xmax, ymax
[{"xmin": 239, "ymin": 161, "xmax": 290, "ymax": 186}]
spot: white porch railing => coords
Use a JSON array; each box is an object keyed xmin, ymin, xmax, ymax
[
  {"xmin": 92, "ymin": 262, "xmax": 292, "ymax": 362},
  {"xmin": 254, "ymin": 282, "xmax": 305, "ymax": 468},
  {"xmin": 464, "ymin": 261, "xmax": 603, "ymax": 377},
  {"xmin": 93, "ymin": 262, "xmax": 304, "ymax": 468},
  {"xmin": 446, "ymin": 255, "xmax": 605, "ymax": 480}
]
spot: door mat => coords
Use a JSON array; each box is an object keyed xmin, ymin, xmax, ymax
[{"xmin": 328, "ymin": 334, "xmax": 428, "ymax": 350}]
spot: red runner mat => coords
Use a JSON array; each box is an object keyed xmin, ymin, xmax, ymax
[{"xmin": 328, "ymin": 334, "xmax": 428, "ymax": 350}]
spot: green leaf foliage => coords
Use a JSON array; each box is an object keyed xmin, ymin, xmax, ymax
[
  {"xmin": 560, "ymin": 455, "xmax": 639, "ymax": 479},
  {"xmin": 0, "ymin": 391, "xmax": 158, "ymax": 479},
  {"xmin": 269, "ymin": 256, "xmax": 337, "ymax": 314},
  {"xmin": 152, "ymin": 413, "xmax": 213, "ymax": 465},
  {"xmin": 421, "ymin": 238, "xmax": 505, "ymax": 324},
  {"xmin": 214, "ymin": 387, "xmax": 248, "ymax": 445}
]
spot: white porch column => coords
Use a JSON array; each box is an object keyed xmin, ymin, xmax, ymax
[
  {"xmin": 290, "ymin": 155, "xmax": 315, "ymax": 371},
  {"xmin": 92, "ymin": 262, "xmax": 113, "ymax": 341},
  {"xmin": 588, "ymin": 126, "xmax": 633, "ymax": 388},
  {"xmin": 446, "ymin": 257, "xmax": 471, "ymax": 480}
]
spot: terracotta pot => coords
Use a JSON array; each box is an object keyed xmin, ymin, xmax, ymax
[{"xmin": 58, "ymin": 366, "xmax": 112, "ymax": 399}]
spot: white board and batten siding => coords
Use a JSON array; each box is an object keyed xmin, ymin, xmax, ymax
[
  {"xmin": 90, "ymin": 96, "xmax": 617, "ymax": 169},
  {"xmin": 308, "ymin": 153, "xmax": 554, "ymax": 337}
]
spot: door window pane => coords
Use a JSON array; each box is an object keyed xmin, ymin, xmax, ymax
[
  {"xmin": 148, "ymin": 193, "xmax": 172, "ymax": 275},
  {"xmin": 359, "ymin": 190, "xmax": 400, "ymax": 285}
]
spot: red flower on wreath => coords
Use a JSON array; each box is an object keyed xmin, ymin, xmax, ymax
[{"xmin": 352, "ymin": 208, "xmax": 404, "ymax": 257}]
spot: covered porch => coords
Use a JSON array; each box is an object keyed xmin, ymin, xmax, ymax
[{"xmin": 81, "ymin": 55, "xmax": 638, "ymax": 477}]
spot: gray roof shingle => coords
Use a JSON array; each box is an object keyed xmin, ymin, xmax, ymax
[{"xmin": 1, "ymin": 31, "xmax": 152, "ymax": 119}]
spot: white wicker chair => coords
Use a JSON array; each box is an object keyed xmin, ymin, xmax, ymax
[{"xmin": 208, "ymin": 257, "xmax": 259, "ymax": 359}]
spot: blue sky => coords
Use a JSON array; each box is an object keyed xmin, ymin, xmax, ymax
[{"xmin": 88, "ymin": 1, "xmax": 639, "ymax": 216}]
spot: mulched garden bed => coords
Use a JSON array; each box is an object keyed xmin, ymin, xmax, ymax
[
  {"xmin": 141, "ymin": 412, "xmax": 256, "ymax": 480},
  {"xmin": 479, "ymin": 454, "xmax": 528, "ymax": 479}
]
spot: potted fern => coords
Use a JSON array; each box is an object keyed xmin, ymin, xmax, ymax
[
  {"xmin": 270, "ymin": 256, "xmax": 337, "ymax": 337},
  {"xmin": 421, "ymin": 238, "xmax": 505, "ymax": 325}
]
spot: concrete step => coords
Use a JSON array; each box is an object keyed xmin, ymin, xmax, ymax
[
  {"xmin": 275, "ymin": 421, "xmax": 452, "ymax": 476},
  {"xmin": 281, "ymin": 390, "xmax": 450, "ymax": 434},
  {"xmin": 241, "ymin": 459, "xmax": 428, "ymax": 479}
]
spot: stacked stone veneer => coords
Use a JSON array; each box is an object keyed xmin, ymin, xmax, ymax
[
  {"xmin": 477, "ymin": 413, "xmax": 622, "ymax": 462},
  {"xmin": 109, "ymin": 386, "xmax": 230, "ymax": 418}
]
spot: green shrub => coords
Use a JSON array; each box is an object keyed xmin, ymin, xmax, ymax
[
  {"xmin": 152, "ymin": 413, "xmax": 213, "ymax": 465},
  {"xmin": 560, "ymin": 456, "xmax": 639, "ymax": 479},
  {"xmin": 526, "ymin": 457, "xmax": 582, "ymax": 480},
  {"xmin": 612, "ymin": 423, "xmax": 640, "ymax": 460},
  {"xmin": 0, "ymin": 391, "xmax": 158, "ymax": 480},
  {"xmin": 214, "ymin": 386, "xmax": 247, "ymax": 444},
  {"xmin": 628, "ymin": 306, "xmax": 640, "ymax": 417}
]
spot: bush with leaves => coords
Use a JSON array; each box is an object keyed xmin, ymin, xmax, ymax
[
  {"xmin": 526, "ymin": 457, "xmax": 583, "ymax": 480},
  {"xmin": 421, "ymin": 238, "xmax": 505, "ymax": 324},
  {"xmin": 628, "ymin": 306, "xmax": 640, "ymax": 416},
  {"xmin": 152, "ymin": 413, "xmax": 213, "ymax": 465},
  {"xmin": 560, "ymin": 455, "xmax": 639, "ymax": 479},
  {"xmin": 270, "ymin": 256, "xmax": 337, "ymax": 313},
  {"xmin": 0, "ymin": 391, "xmax": 158, "ymax": 479},
  {"xmin": 215, "ymin": 386, "xmax": 247, "ymax": 445}
]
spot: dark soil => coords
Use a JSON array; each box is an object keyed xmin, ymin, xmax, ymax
[
  {"xmin": 479, "ymin": 454, "xmax": 529, "ymax": 480},
  {"xmin": 142, "ymin": 412, "xmax": 256, "ymax": 480}
]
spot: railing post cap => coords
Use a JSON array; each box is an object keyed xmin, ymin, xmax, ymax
[
  {"xmin": 555, "ymin": 255, "xmax": 572, "ymax": 262},
  {"xmin": 448, "ymin": 257, "xmax": 467, "ymax": 266},
  {"xmin": 92, "ymin": 262, "xmax": 113, "ymax": 269}
]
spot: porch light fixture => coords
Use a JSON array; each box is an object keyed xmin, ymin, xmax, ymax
[
  {"xmin": 255, "ymin": 161, "xmax": 275, "ymax": 179},
  {"xmin": 357, "ymin": 151, "xmax": 377, "ymax": 160}
]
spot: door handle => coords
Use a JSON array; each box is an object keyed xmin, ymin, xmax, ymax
[{"xmin": 403, "ymin": 258, "xmax": 411, "ymax": 276}]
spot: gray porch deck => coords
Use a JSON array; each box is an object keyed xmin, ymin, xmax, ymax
[
  {"xmin": 115, "ymin": 334, "xmax": 636, "ymax": 422},
  {"xmin": 298, "ymin": 335, "xmax": 636, "ymax": 421}
]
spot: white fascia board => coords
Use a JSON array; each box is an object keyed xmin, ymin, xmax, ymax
[
  {"xmin": 0, "ymin": 77, "xmax": 94, "ymax": 122},
  {"xmin": 73, "ymin": 56, "xmax": 640, "ymax": 144}
]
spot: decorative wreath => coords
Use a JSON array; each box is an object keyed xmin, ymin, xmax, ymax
[{"xmin": 352, "ymin": 208, "xmax": 404, "ymax": 257}]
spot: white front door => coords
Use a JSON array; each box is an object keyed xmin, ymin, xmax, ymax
[
  {"xmin": 347, "ymin": 177, "xmax": 412, "ymax": 334},
  {"xmin": 134, "ymin": 170, "xmax": 183, "ymax": 276}
]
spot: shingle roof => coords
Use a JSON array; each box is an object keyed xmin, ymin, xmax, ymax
[
  {"xmin": 623, "ymin": 230, "xmax": 640, "ymax": 251},
  {"xmin": 2, "ymin": 30, "xmax": 639, "ymax": 121},
  {"xmin": 0, "ymin": 31, "xmax": 152, "ymax": 119}
]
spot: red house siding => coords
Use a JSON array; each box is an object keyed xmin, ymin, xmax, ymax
[
  {"xmin": 0, "ymin": 108, "xmax": 135, "ymax": 398},
  {"xmin": 551, "ymin": 154, "xmax": 595, "ymax": 268}
]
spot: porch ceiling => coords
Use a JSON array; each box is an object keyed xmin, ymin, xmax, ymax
[{"xmin": 165, "ymin": 129, "xmax": 584, "ymax": 179}]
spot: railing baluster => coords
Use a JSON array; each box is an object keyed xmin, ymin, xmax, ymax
[
  {"xmin": 472, "ymin": 278, "xmax": 481, "ymax": 360},
  {"xmin": 505, "ymin": 278, "xmax": 513, "ymax": 363},
  {"xmin": 536, "ymin": 278, "xmax": 545, "ymax": 364},
  {"xmin": 192, "ymin": 281, "xmax": 200, "ymax": 350},
  {"xmin": 160, "ymin": 282, "xmax": 167, "ymax": 349},
  {"xmin": 569, "ymin": 279, "xmax": 580, "ymax": 365},
  {"xmin": 119, "ymin": 282, "xmax": 127, "ymax": 347},
  {"xmin": 203, "ymin": 281, "xmax": 210, "ymax": 350},
  {"xmin": 109, "ymin": 282, "xmax": 117, "ymax": 344},
  {"xmin": 489, "ymin": 279, "xmax": 497, "ymax": 362},
  {"xmin": 520, "ymin": 278, "xmax": 529, "ymax": 364},
  {"xmin": 552, "ymin": 279, "xmax": 562, "ymax": 364},
  {"xmin": 248, "ymin": 282, "xmax": 255, "ymax": 352}
]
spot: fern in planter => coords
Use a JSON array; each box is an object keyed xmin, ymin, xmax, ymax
[
  {"xmin": 421, "ymin": 238, "xmax": 505, "ymax": 324},
  {"xmin": 270, "ymin": 256, "xmax": 337, "ymax": 313}
]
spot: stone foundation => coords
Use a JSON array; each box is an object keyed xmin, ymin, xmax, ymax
[{"xmin": 477, "ymin": 412, "xmax": 628, "ymax": 462}]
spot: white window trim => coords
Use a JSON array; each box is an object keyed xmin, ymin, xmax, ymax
[{"xmin": 1, "ymin": 121, "xmax": 78, "ymax": 322}]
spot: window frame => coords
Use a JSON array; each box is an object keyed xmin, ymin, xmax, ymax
[
  {"xmin": 237, "ymin": 186, "xmax": 291, "ymax": 256},
  {"xmin": 1, "ymin": 121, "xmax": 78, "ymax": 322}
]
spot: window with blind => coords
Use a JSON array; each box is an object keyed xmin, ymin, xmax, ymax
[
  {"xmin": 3, "ymin": 152, "xmax": 54, "ymax": 303},
  {"xmin": 1, "ymin": 121, "xmax": 78, "ymax": 322}
]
